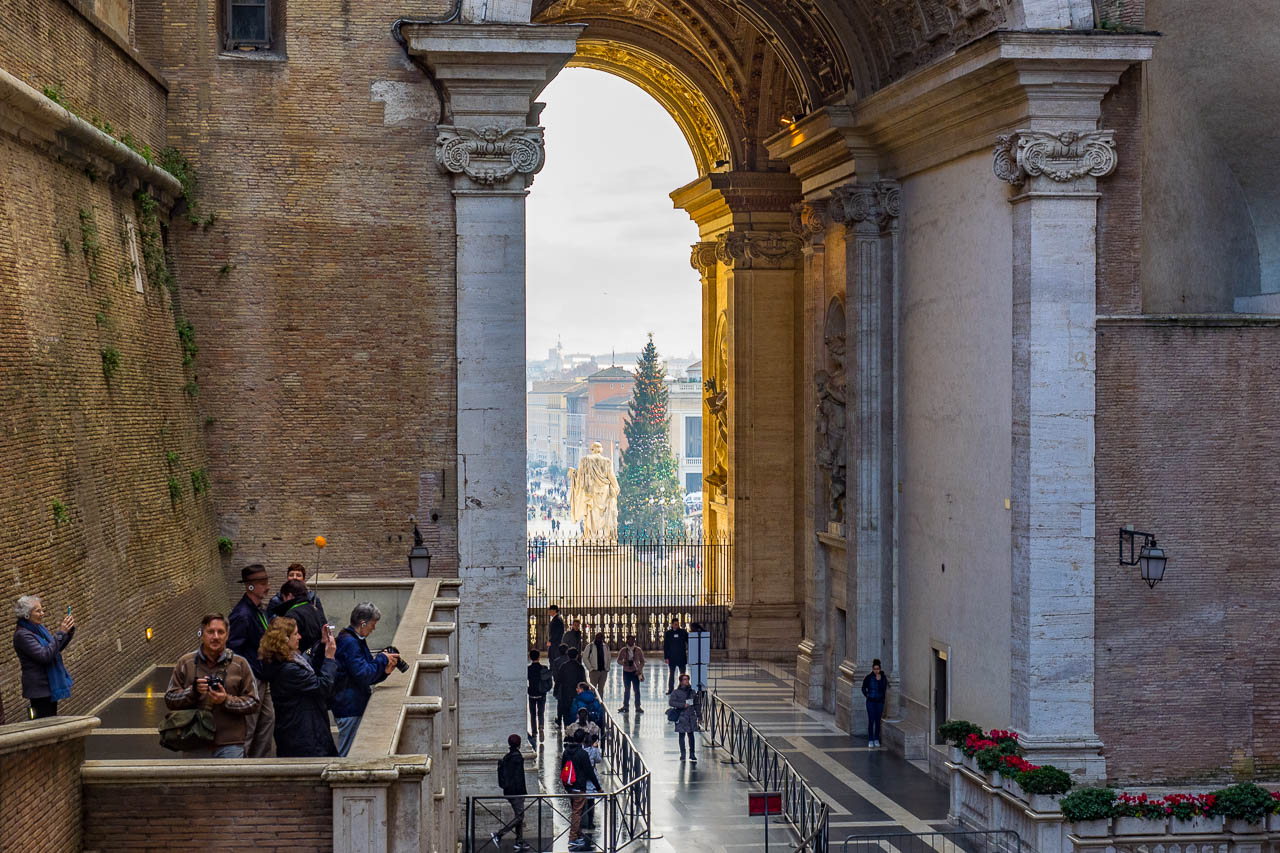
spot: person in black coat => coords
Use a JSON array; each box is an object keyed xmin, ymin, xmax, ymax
[
  {"xmin": 272, "ymin": 579, "xmax": 326, "ymax": 664},
  {"xmin": 492, "ymin": 734, "xmax": 531, "ymax": 851},
  {"xmin": 547, "ymin": 605, "xmax": 565, "ymax": 652},
  {"xmin": 554, "ymin": 647, "xmax": 587, "ymax": 728},
  {"xmin": 228, "ymin": 563, "xmax": 275, "ymax": 757},
  {"xmin": 527, "ymin": 649, "xmax": 551, "ymax": 743},
  {"xmin": 561, "ymin": 730, "xmax": 602, "ymax": 849},
  {"xmin": 258, "ymin": 616, "xmax": 339, "ymax": 757},
  {"xmin": 662, "ymin": 618, "xmax": 689, "ymax": 694}
]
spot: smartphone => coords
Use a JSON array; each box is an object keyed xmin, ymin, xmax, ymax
[{"xmin": 67, "ymin": 606, "xmax": 72, "ymax": 615}]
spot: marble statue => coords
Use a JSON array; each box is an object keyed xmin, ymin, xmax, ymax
[
  {"xmin": 816, "ymin": 298, "xmax": 847, "ymax": 525},
  {"xmin": 569, "ymin": 441, "xmax": 620, "ymax": 541}
]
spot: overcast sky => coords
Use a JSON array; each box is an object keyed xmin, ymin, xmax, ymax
[{"xmin": 527, "ymin": 69, "xmax": 702, "ymax": 363}]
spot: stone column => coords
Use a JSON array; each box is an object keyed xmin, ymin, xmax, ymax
[
  {"xmin": 994, "ymin": 125, "xmax": 1116, "ymax": 778},
  {"xmin": 829, "ymin": 180, "xmax": 900, "ymax": 736},
  {"xmin": 403, "ymin": 21, "xmax": 583, "ymax": 806}
]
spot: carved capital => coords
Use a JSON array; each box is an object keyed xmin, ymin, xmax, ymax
[
  {"xmin": 993, "ymin": 130, "xmax": 1118, "ymax": 187},
  {"xmin": 790, "ymin": 201, "xmax": 828, "ymax": 241},
  {"xmin": 714, "ymin": 231, "xmax": 803, "ymax": 270},
  {"xmin": 690, "ymin": 241, "xmax": 719, "ymax": 277},
  {"xmin": 435, "ymin": 125, "xmax": 545, "ymax": 186},
  {"xmin": 830, "ymin": 181, "xmax": 900, "ymax": 232}
]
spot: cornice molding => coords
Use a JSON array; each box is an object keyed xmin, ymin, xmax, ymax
[{"xmin": 435, "ymin": 125, "xmax": 546, "ymax": 186}]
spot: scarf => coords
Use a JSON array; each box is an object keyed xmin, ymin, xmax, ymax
[
  {"xmin": 19, "ymin": 619, "xmax": 72, "ymax": 702},
  {"xmin": 291, "ymin": 651, "xmax": 316, "ymax": 673}
]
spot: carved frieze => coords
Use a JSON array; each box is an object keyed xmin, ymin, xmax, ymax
[
  {"xmin": 715, "ymin": 231, "xmax": 803, "ymax": 269},
  {"xmin": 435, "ymin": 125, "xmax": 545, "ymax": 186},
  {"xmin": 830, "ymin": 181, "xmax": 901, "ymax": 232},
  {"xmin": 993, "ymin": 130, "xmax": 1118, "ymax": 188},
  {"xmin": 790, "ymin": 201, "xmax": 827, "ymax": 241}
]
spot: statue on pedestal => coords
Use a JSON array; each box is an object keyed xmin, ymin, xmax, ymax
[{"xmin": 570, "ymin": 441, "xmax": 620, "ymax": 542}]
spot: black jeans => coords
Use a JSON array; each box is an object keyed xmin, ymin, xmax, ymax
[
  {"xmin": 866, "ymin": 699, "xmax": 884, "ymax": 742},
  {"xmin": 621, "ymin": 670, "xmax": 642, "ymax": 709},
  {"xmin": 666, "ymin": 661, "xmax": 686, "ymax": 693},
  {"xmin": 528, "ymin": 694, "xmax": 546, "ymax": 736},
  {"xmin": 678, "ymin": 731, "xmax": 696, "ymax": 757},
  {"xmin": 30, "ymin": 697, "xmax": 58, "ymax": 719}
]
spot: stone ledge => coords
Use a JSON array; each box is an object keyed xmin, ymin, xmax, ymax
[
  {"xmin": 1098, "ymin": 313, "xmax": 1280, "ymax": 327},
  {"xmin": 0, "ymin": 714, "xmax": 100, "ymax": 757},
  {"xmin": 82, "ymin": 758, "xmax": 332, "ymax": 783}
]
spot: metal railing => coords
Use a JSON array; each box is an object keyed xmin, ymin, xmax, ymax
[
  {"xmin": 705, "ymin": 690, "xmax": 830, "ymax": 852},
  {"xmin": 465, "ymin": 704, "xmax": 651, "ymax": 852},
  {"xmin": 843, "ymin": 830, "xmax": 1021, "ymax": 853}
]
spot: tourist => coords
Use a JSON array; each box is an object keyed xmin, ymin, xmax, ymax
[
  {"xmin": 668, "ymin": 672, "xmax": 700, "ymax": 762},
  {"xmin": 267, "ymin": 563, "xmax": 326, "ymax": 623},
  {"xmin": 663, "ymin": 617, "xmax": 689, "ymax": 694},
  {"xmin": 164, "ymin": 614, "xmax": 259, "ymax": 758},
  {"xmin": 565, "ymin": 706, "xmax": 601, "ymax": 745},
  {"xmin": 272, "ymin": 579, "xmax": 325, "ymax": 664},
  {"xmin": 554, "ymin": 647, "xmax": 586, "ymax": 727},
  {"xmin": 527, "ymin": 649, "xmax": 551, "ymax": 742},
  {"xmin": 570, "ymin": 681, "xmax": 605, "ymax": 729},
  {"xmin": 862, "ymin": 659, "xmax": 889, "ymax": 748},
  {"xmin": 331, "ymin": 602, "xmax": 400, "ymax": 757},
  {"xmin": 582, "ymin": 731, "xmax": 603, "ymax": 829},
  {"xmin": 549, "ymin": 642, "xmax": 569, "ymax": 685},
  {"xmin": 259, "ymin": 617, "xmax": 339, "ymax": 757},
  {"xmin": 12, "ymin": 594, "xmax": 75, "ymax": 719},
  {"xmin": 228, "ymin": 563, "xmax": 275, "ymax": 757},
  {"xmin": 583, "ymin": 632, "xmax": 610, "ymax": 694},
  {"xmin": 563, "ymin": 619, "xmax": 583, "ymax": 652},
  {"xmin": 547, "ymin": 604, "xmax": 564, "ymax": 652},
  {"xmin": 616, "ymin": 635, "xmax": 645, "ymax": 713},
  {"xmin": 492, "ymin": 734, "xmax": 531, "ymax": 851},
  {"xmin": 560, "ymin": 729, "xmax": 601, "ymax": 851}
]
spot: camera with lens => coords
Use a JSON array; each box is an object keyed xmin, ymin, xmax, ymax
[
  {"xmin": 204, "ymin": 674, "xmax": 225, "ymax": 692},
  {"xmin": 381, "ymin": 645, "xmax": 410, "ymax": 673}
]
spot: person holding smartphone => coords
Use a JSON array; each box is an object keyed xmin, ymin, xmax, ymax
[
  {"xmin": 12, "ymin": 595, "xmax": 75, "ymax": 719},
  {"xmin": 668, "ymin": 672, "xmax": 701, "ymax": 762},
  {"xmin": 258, "ymin": 617, "xmax": 339, "ymax": 757}
]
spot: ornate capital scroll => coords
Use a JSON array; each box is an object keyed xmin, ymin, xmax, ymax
[
  {"xmin": 435, "ymin": 125, "xmax": 545, "ymax": 186},
  {"xmin": 714, "ymin": 231, "xmax": 803, "ymax": 270},
  {"xmin": 830, "ymin": 180, "xmax": 901, "ymax": 232},
  {"xmin": 690, "ymin": 241, "xmax": 720, "ymax": 277},
  {"xmin": 993, "ymin": 130, "xmax": 1118, "ymax": 187},
  {"xmin": 790, "ymin": 201, "xmax": 828, "ymax": 241}
]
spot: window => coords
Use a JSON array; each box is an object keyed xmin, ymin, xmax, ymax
[
  {"xmin": 226, "ymin": 0, "xmax": 270, "ymax": 50},
  {"xmin": 685, "ymin": 472, "xmax": 701, "ymax": 493},
  {"xmin": 684, "ymin": 415, "xmax": 702, "ymax": 459}
]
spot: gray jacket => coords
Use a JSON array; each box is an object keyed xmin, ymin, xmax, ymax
[
  {"xmin": 13, "ymin": 624, "xmax": 74, "ymax": 699},
  {"xmin": 669, "ymin": 685, "xmax": 701, "ymax": 733}
]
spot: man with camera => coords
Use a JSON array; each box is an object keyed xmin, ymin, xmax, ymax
[
  {"xmin": 164, "ymin": 613, "xmax": 259, "ymax": 758},
  {"xmin": 331, "ymin": 602, "xmax": 402, "ymax": 756}
]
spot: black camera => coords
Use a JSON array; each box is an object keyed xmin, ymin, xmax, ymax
[
  {"xmin": 381, "ymin": 645, "xmax": 410, "ymax": 673},
  {"xmin": 205, "ymin": 674, "xmax": 225, "ymax": 692}
]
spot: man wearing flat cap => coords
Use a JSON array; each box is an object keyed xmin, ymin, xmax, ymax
[{"xmin": 228, "ymin": 564, "xmax": 275, "ymax": 757}]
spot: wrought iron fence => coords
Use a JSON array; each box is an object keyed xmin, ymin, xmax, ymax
[
  {"xmin": 704, "ymin": 690, "xmax": 830, "ymax": 852},
  {"xmin": 527, "ymin": 535, "xmax": 734, "ymax": 651},
  {"xmin": 843, "ymin": 831, "xmax": 1022, "ymax": 853}
]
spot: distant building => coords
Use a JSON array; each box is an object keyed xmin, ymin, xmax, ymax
[{"xmin": 668, "ymin": 361, "xmax": 703, "ymax": 495}]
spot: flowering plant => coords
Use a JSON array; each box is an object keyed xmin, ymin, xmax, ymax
[
  {"xmin": 989, "ymin": 730, "xmax": 1019, "ymax": 744},
  {"xmin": 1164, "ymin": 793, "xmax": 1217, "ymax": 820},
  {"xmin": 962, "ymin": 733, "xmax": 998, "ymax": 757},
  {"xmin": 1113, "ymin": 793, "xmax": 1171, "ymax": 820},
  {"xmin": 1001, "ymin": 755, "xmax": 1039, "ymax": 775},
  {"xmin": 976, "ymin": 746, "xmax": 1009, "ymax": 773}
]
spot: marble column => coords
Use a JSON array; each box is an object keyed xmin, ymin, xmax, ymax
[
  {"xmin": 404, "ymin": 20, "xmax": 583, "ymax": 808},
  {"xmin": 994, "ymin": 121, "xmax": 1116, "ymax": 778}
]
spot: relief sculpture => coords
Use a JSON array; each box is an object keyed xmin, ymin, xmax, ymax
[{"xmin": 815, "ymin": 298, "xmax": 846, "ymax": 526}]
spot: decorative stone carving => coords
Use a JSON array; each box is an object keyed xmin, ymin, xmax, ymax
[
  {"xmin": 815, "ymin": 297, "xmax": 847, "ymax": 525},
  {"xmin": 435, "ymin": 125, "xmax": 545, "ymax": 185},
  {"xmin": 993, "ymin": 130, "xmax": 1118, "ymax": 187},
  {"xmin": 690, "ymin": 241, "xmax": 719, "ymax": 277},
  {"xmin": 790, "ymin": 201, "xmax": 827, "ymax": 241},
  {"xmin": 704, "ymin": 312, "xmax": 730, "ymax": 502},
  {"xmin": 569, "ymin": 441, "xmax": 620, "ymax": 541},
  {"xmin": 830, "ymin": 181, "xmax": 901, "ymax": 232},
  {"xmin": 714, "ymin": 231, "xmax": 803, "ymax": 269}
]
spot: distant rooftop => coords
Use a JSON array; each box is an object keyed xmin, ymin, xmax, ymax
[{"xmin": 589, "ymin": 365, "xmax": 634, "ymax": 381}]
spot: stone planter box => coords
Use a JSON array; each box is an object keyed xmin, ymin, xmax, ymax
[
  {"xmin": 1004, "ymin": 779, "xmax": 1027, "ymax": 802},
  {"xmin": 1171, "ymin": 816, "xmax": 1224, "ymax": 834},
  {"xmin": 1225, "ymin": 818, "xmax": 1266, "ymax": 834},
  {"xmin": 987, "ymin": 771, "xmax": 1003, "ymax": 789},
  {"xmin": 1114, "ymin": 816, "xmax": 1164, "ymax": 835},
  {"xmin": 1071, "ymin": 819, "xmax": 1111, "ymax": 838},
  {"xmin": 1268, "ymin": 813, "xmax": 1280, "ymax": 832},
  {"xmin": 1029, "ymin": 793, "xmax": 1062, "ymax": 814},
  {"xmin": 964, "ymin": 754, "xmax": 979, "ymax": 774},
  {"xmin": 949, "ymin": 746, "xmax": 965, "ymax": 764}
]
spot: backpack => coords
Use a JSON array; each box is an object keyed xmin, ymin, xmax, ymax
[
  {"xmin": 538, "ymin": 665, "xmax": 554, "ymax": 694},
  {"xmin": 559, "ymin": 757, "xmax": 577, "ymax": 787}
]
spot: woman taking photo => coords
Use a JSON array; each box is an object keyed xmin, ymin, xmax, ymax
[
  {"xmin": 12, "ymin": 595, "xmax": 75, "ymax": 718},
  {"xmin": 668, "ymin": 672, "xmax": 701, "ymax": 762},
  {"xmin": 259, "ymin": 616, "xmax": 339, "ymax": 757}
]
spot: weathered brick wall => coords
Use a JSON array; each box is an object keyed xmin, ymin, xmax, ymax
[
  {"xmin": 83, "ymin": 779, "xmax": 332, "ymax": 851},
  {"xmin": 1097, "ymin": 64, "xmax": 1143, "ymax": 315},
  {"xmin": 0, "ymin": 129, "xmax": 225, "ymax": 715},
  {"xmin": 0, "ymin": 0, "xmax": 166, "ymax": 153},
  {"xmin": 134, "ymin": 0, "xmax": 460, "ymax": 579},
  {"xmin": 0, "ymin": 736, "xmax": 82, "ymax": 851},
  {"xmin": 1096, "ymin": 320, "xmax": 1280, "ymax": 783}
]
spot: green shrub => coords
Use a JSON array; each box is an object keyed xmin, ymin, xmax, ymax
[
  {"xmin": 1017, "ymin": 766, "xmax": 1073, "ymax": 796},
  {"xmin": 51, "ymin": 498, "xmax": 69, "ymax": 524},
  {"xmin": 190, "ymin": 468, "xmax": 210, "ymax": 495},
  {"xmin": 938, "ymin": 720, "xmax": 983, "ymax": 746},
  {"xmin": 101, "ymin": 347, "xmax": 121, "ymax": 382},
  {"xmin": 1214, "ymin": 783, "xmax": 1272, "ymax": 823},
  {"xmin": 216, "ymin": 536, "xmax": 234, "ymax": 556},
  {"xmin": 1060, "ymin": 787, "xmax": 1116, "ymax": 822},
  {"xmin": 976, "ymin": 746, "xmax": 1006, "ymax": 773},
  {"xmin": 167, "ymin": 475, "xmax": 182, "ymax": 505}
]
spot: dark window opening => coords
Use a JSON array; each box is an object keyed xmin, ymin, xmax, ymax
[{"xmin": 227, "ymin": 0, "xmax": 271, "ymax": 49}]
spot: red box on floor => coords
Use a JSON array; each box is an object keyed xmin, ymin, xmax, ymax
[{"xmin": 748, "ymin": 792, "xmax": 782, "ymax": 816}]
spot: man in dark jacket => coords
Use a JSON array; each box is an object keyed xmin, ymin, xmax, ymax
[
  {"xmin": 331, "ymin": 602, "xmax": 399, "ymax": 756},
  {"xmin": 554, "ymin": 647, "xmax": 587, "ymax": 728},
  {"xmin": 562, "ymin": 619, "xmax": 583, "ymax": 652},
  {"xmin": 492, "ymin": 734, "xmax": 531, "ymax": 851},
  {"xmin": 561, "ymin": 729, "xmax": 602, "ymax": 850},
  {"xmin": 546, "ymin": 604, "xmax": 564, "ymax": 652},
  {"xmin": 273, "ymin": 579, "xmax": 326, "ymax": 664},
  {"xmin": 267, "ymin": 563, "xmax": 326, "ymax": 623},
  {"xmin": 228, "ymin": 563, "xmax": 274, "ymax": 757},
  {"xmin": 861, "ymin": 658, "xmax": 889, "ymax": 748},
  {"xmin": 527, "ymin": 649, "xmax": 550, "ymax": 742},
  {"xmin": 663, "ymin": 618, "xmax": 689, "ymax": 694}
]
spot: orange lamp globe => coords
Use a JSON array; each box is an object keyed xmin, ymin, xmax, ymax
[{"xmin": 315, "ymin": 536, "xmax": 327, "ymax": 549}]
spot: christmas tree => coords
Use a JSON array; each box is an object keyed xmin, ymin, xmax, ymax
[{"xmin": 617, "ymin": 334, "xmax": 686, "ymax": 539}]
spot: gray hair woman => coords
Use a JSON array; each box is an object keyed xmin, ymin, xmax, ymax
[
  {"xmin": 13, "ymin": 595, "xmax": 76, "ymax": 719},
  {"xmin": 329, "ymin": 602, "xmax": 401, "ymax": 756}
]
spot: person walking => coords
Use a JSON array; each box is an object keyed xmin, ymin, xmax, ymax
[
  {"xmin": 228, "ymin": 563, "xmax": 275, "ymax": 757},
  {"xmin": 662, "ymin": 618, "xmax": 689, "ymax": 694},
  {"xmin": 554, "ymin": 647, "xmax": 586, "ymax": 728},
  {"xmin": 862, "ymin": 659, "xmax": 889, "ymax": 747},
  {"xmin": 560, "ymin": 729, "xmax": 601, "ymax": 851},
  {"xmin": 527, "ymin": 649, "xmax": 551, "ymax": 742},
  {"xmin": 583, "ymin": 632, "xmax": 609, "ymax": 695},
  {"xmin": 562, "ymin": 620, "xmax": 583, "ymax": 653},
  {"xmin": 492, "ymin": 734, "xmax": 531, "ymax": 851},
  {"xmin": 259, "ymin": 617, "xmax": 340, "ymax": 757},
  {"xmin": 616, "ymin": 635, "xmax": 645, "ymax": 713},
  {"xmin": 12, "ymin": 595, "xmax": 75, "ymax": 719},
  {"xmin": 668, "ymin": 672, "xmax": 701, "ymax": 761}
]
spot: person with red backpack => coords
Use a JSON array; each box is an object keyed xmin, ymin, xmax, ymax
[{"xmin": 560, "ymin": 729, "xmax": 601, "ymax": 850}]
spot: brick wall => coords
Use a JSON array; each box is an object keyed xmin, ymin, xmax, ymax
[
  {"xmin": 1097, "ymin": 64, "xmax": 1143, "ymax": 315},
  {"xmin": 0, "ymin": 736, "xmax": 83, "ymax": 852},
  {"xmin": 82, "ymin": 778, "xmax": 332, "ymax": 851},
  {"xmin": 134, "ymin": 0, "xmax": 460, "ymax": 579},
  {"xmin": 1095, "ymin": 320, "xmax": 1280, "ymax": 783}
]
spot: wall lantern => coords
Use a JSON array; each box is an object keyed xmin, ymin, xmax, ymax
[
  {"xmin": 408, "ymin": 516, "xmax": 431, "ymax": 578},
  {"xmin": 1119, "ymin": 527, "xmax": 1168, "ymax": 588},
  {"xmin": 145, "ymin": 627, "xmax": 154, "ymax": 641}
]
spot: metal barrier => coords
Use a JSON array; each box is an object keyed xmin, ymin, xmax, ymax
[
  {"xmin": 465, "ymin": 703, "xmax": 652, "ymax": 852},
  {"xmin": 843, "ymin": 830, "xmax": 1022, "ymax": 853},
  {"xmin": 705, "ymin": 691, "xmax": 830, "ymax": 852}
]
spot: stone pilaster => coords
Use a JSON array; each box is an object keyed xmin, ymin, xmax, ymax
[
  {"xmin": 403, "ymin": 20, "xmax": 583, "ymax": 813},
  {"xmin": 995, "ymin": 126, "xmax": 1113, "ymax": 779}
]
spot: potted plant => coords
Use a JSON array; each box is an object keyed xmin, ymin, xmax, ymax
[
  {"xmin": 1167, "ymin": 793, "xmax": 1222, "ymax": 834},
  {"xmin": 977, "ymin": 746, "xmax": 1008, "ymax": 788},
  {"xmin": 1267, "ymin": 792, "xmax": 1280, "ymax": 831},
  {"xmin": 1019, "ymin": 766, "xmax": 1074, "ymax": 813},
  {"xmin": 1000, "ymin": 755, "xmax": 1038, "ymax": 802},
  {"xmin": 1061, "ymin": 787, "xmax": 1116, "ymax": 837},
  {"xmin": 1215, "ymin": 783, "xmax": 1271, "ymax": 834},
  {"xmin": 1113, "ymin": 792, "xmax": 1167, "ymax": 835},
  {"xmin": 939, "ymin": 720, "xmax": 983, "ymax": 763}
]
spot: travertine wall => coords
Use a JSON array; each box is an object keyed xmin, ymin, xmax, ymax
[{"xmin": 134, "ymin": 0, "xmax": 460, "ymax": 578}]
